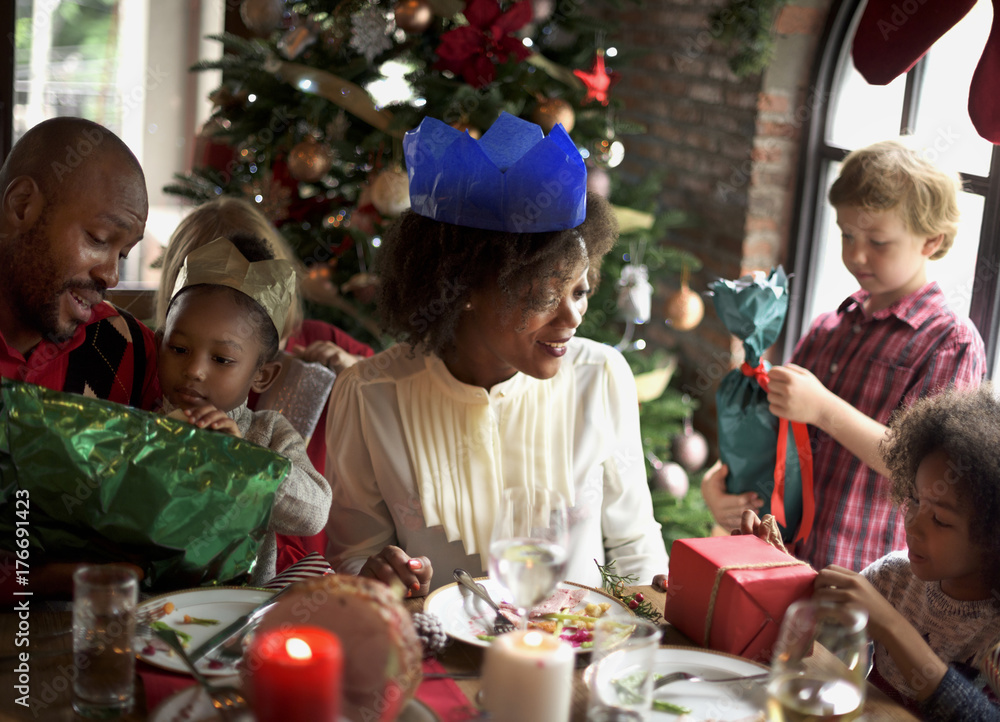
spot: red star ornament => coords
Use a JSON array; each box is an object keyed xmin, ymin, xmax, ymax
[{"xmin": 573, "ymin": 49, "xmax": 621, "ymax": 106}]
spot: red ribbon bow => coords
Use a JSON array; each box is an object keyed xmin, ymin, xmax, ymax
[{"xmin": 740, "ymin": 361, "xmax": 816, "ymax": 543}]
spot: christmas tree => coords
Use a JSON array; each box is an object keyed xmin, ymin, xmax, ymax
[{"xmin": 165, "ymin": 0, "xmax": 714, "ymax": 542}]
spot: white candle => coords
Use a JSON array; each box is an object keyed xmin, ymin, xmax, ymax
[{"xmin": 482, "ymin": 630, "xmax": 574, "ymax": 722}]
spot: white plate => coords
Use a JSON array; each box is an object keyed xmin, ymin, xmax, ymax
[
  {"xmin": 650, "ymin": 646, "xmax": 768, "ymax": 721},
  {"xmin": 424, "ymin": 578, "xmax": 634, "ymax": 651},
  {"xmin": 137, "ymin": 587, "xmax": 273, "ymax": 677},
  {"xmin": 148, "ymin": 685, "xmax": 440, "ymax": 722}
]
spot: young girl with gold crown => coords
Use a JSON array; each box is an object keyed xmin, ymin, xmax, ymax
[{"xmin": 159, "ymin": 233, "xmax": 431, "ymax": 591}]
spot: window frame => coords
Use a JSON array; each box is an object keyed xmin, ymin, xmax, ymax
[
  {"xmin": 785, "ymin": 0, "xmax": 1000, "ymax": 375},
  {"xmin": 1, "ymin": 3, "xmax": 13, "ymax": 155}
]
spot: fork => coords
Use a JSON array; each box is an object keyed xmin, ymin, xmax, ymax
[
  {"xmin": 653, "ymin": 671, "xmax": 770, "ymax": 690},
  {"xmin": 453, "ymin": 568, "xmax": 517, "ymax": 635},
  {"xmin": 135, "ymin": 600, "xmax": 172, "ymax": 626},
  {"xmin": 153, "ymin": 628, "xmax": 249, "ymax": 720}
]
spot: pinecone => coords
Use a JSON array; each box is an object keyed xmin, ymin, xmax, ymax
[{"xmin": 412, "ymin": 612, "xmax": 449, "ymax": 657}]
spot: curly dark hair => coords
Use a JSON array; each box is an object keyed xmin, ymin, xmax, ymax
[
  {"xmin": 881, "ymin": 383, "xmax": 1000, "ymax": 587},
  {"xmin": 375, "ymin": 192, "xmax": 619, "ymax": 355}
]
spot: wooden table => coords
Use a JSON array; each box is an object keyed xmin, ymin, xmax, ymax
[{"xmin": 1, "ymin": 585, "xmax": 919, "ymax": 721}]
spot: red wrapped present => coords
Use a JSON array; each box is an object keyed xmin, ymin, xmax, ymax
[{"xmin": 664, "ymin": 535, "xmax": 816, "ymax": 663}]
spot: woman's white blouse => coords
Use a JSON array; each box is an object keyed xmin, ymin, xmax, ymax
[{"xmin": 324, "ymin": 337, "xmax": 669, "ymax": 590}]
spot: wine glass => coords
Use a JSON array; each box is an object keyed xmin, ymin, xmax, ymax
[
  {"xmin": 766, "ymin": 599, "xmax": 870, "ymax": 722},
  {"xmin": 488, "ymin": 487, "xmax": 569, "ymax": 629}
]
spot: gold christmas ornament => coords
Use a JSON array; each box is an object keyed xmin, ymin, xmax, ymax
[
  {"xmin": 287, "ymin": 136, "xmax": 334, "ymax": 182},
  {"xmin": 239, "ymin": 0, "xmax": 285, "ymax": 37},
  {"xmin": 394, "ymin": 0, "xmax": 433, "ymax": 33},
  {"xmin": 664, "ymin": 270, "xmax": 705, "ymax": 332},
  {"xmin": 530, "ymin": 97, "xmax": 575, "ymax": 134},
  {"xmin": 370, "ymin": 167, "xmax": 411, "ymax": 217}
]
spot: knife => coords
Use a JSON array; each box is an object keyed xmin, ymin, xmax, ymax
[{"xmin": 186, "ymin": 584, "xmax": 291, "ymax": 664}]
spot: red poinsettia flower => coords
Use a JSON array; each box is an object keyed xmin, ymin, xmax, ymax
[{"xmin": 435, "ymin": 0, "xmax": 533, "ymax": 88}]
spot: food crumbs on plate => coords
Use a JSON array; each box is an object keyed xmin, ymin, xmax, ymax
[
  {"xmin": 150, "ymin": 621, "xmax": 193, "ymax": 645},
  {"xmin": 584, "ymin": 602, "xmax": 611, "ymax": 617},
  {"xmin": 652, "ymin": 700, "xmax": 693, "ymax": 715},
  {"xmin": 181, "ymin": 615, "xmax": 220, "ymax": 626}
]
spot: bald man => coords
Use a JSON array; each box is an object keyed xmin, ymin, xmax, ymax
[
  {"xmin": 0, "ymin": 118, "xmax": 158, "ymax": 601},
  {"xmin": 0, "ymin": 117, "xmax": 159, "ymax": 408}
]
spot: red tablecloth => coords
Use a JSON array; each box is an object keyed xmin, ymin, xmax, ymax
[{"xmin": 140, "ymin": 657, "xmax": 478, "ymax": 720}]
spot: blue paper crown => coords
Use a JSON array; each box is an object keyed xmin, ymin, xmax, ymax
[{"xmin": 403, "ymin": 112, "xmax": 587, "ymax": 233}]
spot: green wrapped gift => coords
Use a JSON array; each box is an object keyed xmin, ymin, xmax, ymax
[
  {"xmin": 0, "ymin": 380, "xmax": 290, "ymax": 590},
  {"xmin": 711, "ymin": 267, "xmax": 814, "ymax": 543}
]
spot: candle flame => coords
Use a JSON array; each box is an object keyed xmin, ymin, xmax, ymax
[
  {"xmin": 285, "ymin": 637, "xmax": 313, "ymax": 660},
  {"xmin": 523, "ymin": 631, "xmax": 545, "ymax": 648}
]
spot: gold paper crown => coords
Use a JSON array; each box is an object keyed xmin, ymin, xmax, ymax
[{"xmin": 171, "ymin": 237, "xmax": 297, "ymax": 338}]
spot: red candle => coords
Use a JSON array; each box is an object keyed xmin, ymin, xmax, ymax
[{"xmin": 246, "ymin": 625, "xmax": 343, "ymax": 722}]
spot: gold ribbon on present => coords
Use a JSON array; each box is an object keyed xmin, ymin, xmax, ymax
[
  {"xmin": 265, "ymin": 55, "xmax": 403, "ymax": 138},
  {"xmin": 703, "ymin": 545, "xmax": 811, "ymax": 647}
]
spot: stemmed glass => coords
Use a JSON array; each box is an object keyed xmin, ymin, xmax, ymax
[
  {"xmin": 488, "ymin": 486, "xmax": 569, "ymax": 629},
  {"xmin": 766, "ymin": 599, "xmax": 870, "ymax": 721}
]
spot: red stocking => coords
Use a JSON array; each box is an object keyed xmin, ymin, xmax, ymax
[
  {"xmin": 852, "ymin": 0, "xmax": 977, "ymax": 85},
  {"xmin": 970, "ymin": 0, "xmax": 1000, "ymax": 142}
]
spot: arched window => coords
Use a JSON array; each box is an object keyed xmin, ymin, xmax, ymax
[{"xmin": 787, "ymin": 0, "xmax": 1000, "ymax": 374}]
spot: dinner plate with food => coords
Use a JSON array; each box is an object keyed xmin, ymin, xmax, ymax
[
  {"xmin": 149, "ymin": 686, "xmax": 441, "ymax": 722},
  {"xmin": 135, "ymin": 587, "xmax": 273, "ymax": 676},
  {"xmin": 424, "ymin": 578, "xmax": 634, "ymax": 650},
  {"xmin": 649, "ymin": 647, "xmax": 768, "ymax": 720}
]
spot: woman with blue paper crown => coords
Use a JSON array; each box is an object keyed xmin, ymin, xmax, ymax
[{"xmin": 324, "ymin": 112, "xmax": 670, "ymax": 592}]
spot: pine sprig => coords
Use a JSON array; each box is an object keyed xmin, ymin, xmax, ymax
[{"xmin": 595, "ymin": 560, "xmax": 661, "ymax": 623}]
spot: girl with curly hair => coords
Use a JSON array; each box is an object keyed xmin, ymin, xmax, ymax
[
  {"xmin": 324, "ymin": 113, "xmax": 669, "ymax": 591},
  {"xmin": 811, "ymin": 383, "xmax": 1000, "ymax": 718},
  {"xmin": 742, "ymin": 383, "xmax": 1000, "ymax": 719}
]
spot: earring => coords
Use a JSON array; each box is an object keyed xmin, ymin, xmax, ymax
[{"xmin": 464, "ymin": 301, "xmax": 472, "ymax": 311}]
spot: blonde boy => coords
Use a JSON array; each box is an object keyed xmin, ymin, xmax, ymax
[{"xmin": 702, "ymin": 140, "xmax": 986, "ymax": 571}]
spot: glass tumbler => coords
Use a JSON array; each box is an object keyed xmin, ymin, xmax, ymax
[
  {"xmin": 766, "ymin": 599, "xmax": 869, "ymax": 722},
  {"xmin": 72, "ymin": 565, "xmax": 138, "ymax": 718},
  {"xmin": 585, "ymin": 617, "xmax": 662, "ymax": 722}
]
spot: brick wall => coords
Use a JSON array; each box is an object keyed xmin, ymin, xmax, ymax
[{"xmin": 608, "ymin": 0, "xmax": 834, "ymax": 445}]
